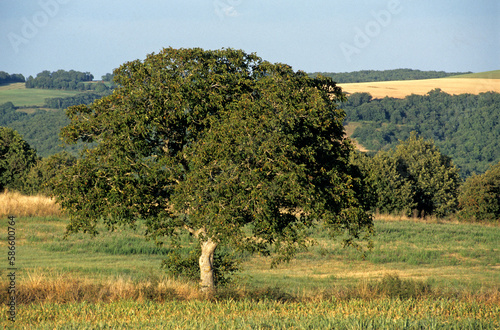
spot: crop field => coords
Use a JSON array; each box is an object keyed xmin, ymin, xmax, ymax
[
  {"xmin": 0, "ymin": 192, "xmax": 498, "ymax": 328},
  {"xmin": 339, "ymin": 77, "xmax": 500, "ymax": 99},
  {"xmin": 0, "ymin": 83, "xmax": 80, "ymax": 107}
]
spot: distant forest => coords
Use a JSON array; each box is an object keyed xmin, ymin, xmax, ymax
[
  {"xmin": 0, "ymin": 71, "xmax": 25, "ymax": 85},
  {"xmin": 25, "ymin": 69, "xmax": 113, "ymax": 92},
  {"xmin": 308, "ymin": 69, "xmax": 471, "ymax": 83},
  {"xmin": 344, "ymin": 90, "xmax": 500, "ymax": 177}
]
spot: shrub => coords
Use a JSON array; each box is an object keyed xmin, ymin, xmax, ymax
[
  {"xmin": 458, "ymin": 162, "xmax": 500, "ymax": 223},
  {"xmin": 371, "ymin": 274, "xmax": 432, "ymax": 299}
]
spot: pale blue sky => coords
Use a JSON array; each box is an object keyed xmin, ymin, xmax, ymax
[{"xmin": 1, "ymin": 0, "xmax": 498, "ymax": 79}]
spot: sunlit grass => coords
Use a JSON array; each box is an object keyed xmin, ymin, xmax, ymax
[{"xmin": 0, "ymin": 190, "xmax": 61, "ymax": 218}]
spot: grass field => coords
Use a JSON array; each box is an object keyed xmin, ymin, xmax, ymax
[
  {"xmin": 339, "ymin": 76, "xmax": 500, "ymax": 99},
  {"xmin": 452, "ymin": 70, "xmax": 500, "ymax": 79},
  {"xmin": 0, "ymin": 192, "xmax": 498, "ymax": 328},
  {"xmin": 0, "ymin": 83, "xmax": 80, "ymax": 107}
]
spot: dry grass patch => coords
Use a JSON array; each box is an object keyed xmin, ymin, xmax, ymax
[
  {"xmin": 0, "ymin": 271, "xmax": 202, "ymax": 304},
  {"xmin": 0, "ymin": 190, "xmax": 61, "ymax": 217}
]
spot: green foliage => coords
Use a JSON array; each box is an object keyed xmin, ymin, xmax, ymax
[
  {"xmin": 22, "ymin": 152, "xmax": 76, "ymax": 195},
  {"xmin": 458, "ymin": 161, "xmax": 500, "ymax": 223},
  {"xmin": 0, "ymin": 101, "xmax": 27, "ymax": 126},
  {"xmin": 8, "ymin": 109, "xmax": 84, "ymax": 157},
  {"xmin": 44, "ymin": 92, "xmax": 107, "ymax": 109},
  {"xmin": 0, "ymin": 127, "xmax": 38, "ymax": 192},
  {"xmin": 55, "ymin": 47, "xmax": 373, "ymax": 288},
  {"xmin": 352, "ymin": 133, "xmax": 461, "ymax": 217},
  {"xmin": 308, "ymin": 69, "xmax": 470, "ymax": 83},
  {"xmin": 346, "ymin": 90, "xmax": 500, "ymax": 177}
]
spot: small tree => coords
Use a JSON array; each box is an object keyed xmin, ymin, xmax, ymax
[
  {"xmin": 55, "ymin": 48, "xmax": 373, "ymax": 292},
  {"xmin": 0, "ymin": 127, "xmax": 38, "ymax": 192},
  {"xmin": 458, "ymin": 162, "xmax": 500, "ymax": 223},
  {"xmin": 392, "ymin": 133, "xmax": 461, "ymax": 217}
]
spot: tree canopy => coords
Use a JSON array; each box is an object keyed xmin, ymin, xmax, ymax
[{"xmin": 55, "ymin": 47, "xmax": 373, "ymax": 291}]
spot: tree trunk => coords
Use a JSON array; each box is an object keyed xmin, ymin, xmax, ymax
[{"xmin": 199, "ymin": 238, "xmax": 218, "ymax": 293}]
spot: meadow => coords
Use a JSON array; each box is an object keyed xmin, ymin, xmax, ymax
[
  {"xmin": 339, "ymin": 70, "xmax": 500, "ymax": 99},
  {"xmin": 0, "ymin": 83, "xmax": 80, "ymax": 107},
  {"xmin": 0, "ymin": 192, "xmax": 499, "ymax": 328}
]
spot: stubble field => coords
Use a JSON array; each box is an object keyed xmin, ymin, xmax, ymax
[{"xmin": 339, "ymin": 76, "xmax": 500, "ymax": 99}]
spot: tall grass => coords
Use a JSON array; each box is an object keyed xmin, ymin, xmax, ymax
[{"xmin": 0, "ymin": 190, "xmax": 61, "ymax": 218}]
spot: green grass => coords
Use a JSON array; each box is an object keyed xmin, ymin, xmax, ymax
[
  {"xmin": 0, "ymin": 83, "xmax": 80, "ymax": 107},
  {"xmin": 0, "ymin": 216, "xmax": 498, "ymax": 328},
  {"xmin": 453, "ymin": 70, "xmax": 500, "ymax": 79},
  {"xmin": 1, "ymin": 217, "xmax": 498, "ymax": 290}
]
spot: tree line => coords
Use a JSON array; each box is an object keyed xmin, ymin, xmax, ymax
[
  {"xmin": 0, "ymin": 71, "xmax": 25, "ymax": 85},
  {"xmin": 43, "ymin": 92, "xmax": 108, "ymax": 109},
  {"xmin": 308, "ymin": 69, "xmax": 471, "ymax": 83},
  {"xmin": 344, "ymin": 90, "xmax": 500, "ymax": 177},
  {"xmin": 25, "ymin": 69, "xmax": 103, "ymax": 91}
]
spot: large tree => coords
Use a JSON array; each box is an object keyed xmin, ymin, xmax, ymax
[{"xmin": 55, "ymin": 47, "xmax": 373, "ymax": 291}]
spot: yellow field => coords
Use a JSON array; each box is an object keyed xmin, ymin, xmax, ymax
[{"xmin": 339, "ymin": 78, "xmax": 500, "ymax": 99}]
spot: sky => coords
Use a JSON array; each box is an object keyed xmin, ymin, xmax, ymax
[{"xmin": 1, "ymin": 0, "xmax": 498, "ymax": 80}]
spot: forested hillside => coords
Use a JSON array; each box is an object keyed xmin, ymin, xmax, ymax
[
  {"xmin": 344, "ymin": 89, "xmax": 500, "ymax": 177},
  {"xmin": 308, "ymin": 69, "xmax": 471, "ymax": 83},
  {"xmin": 0, "ymin": 100, "xmax": 94, "ymax": 157}
]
